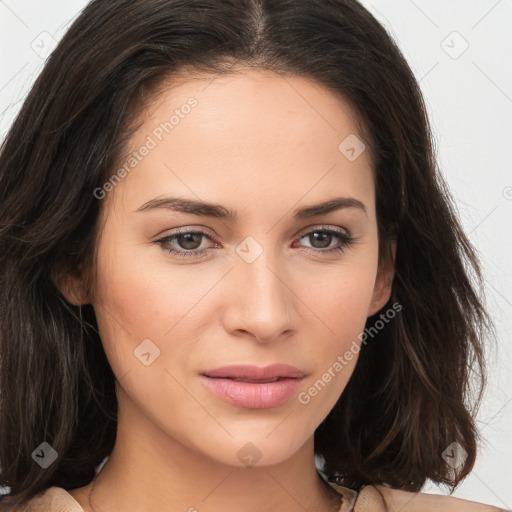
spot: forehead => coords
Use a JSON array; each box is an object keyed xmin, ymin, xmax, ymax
[
  {"xmin": 105, "ymin": 68, "xmax": 375, "ymax": 220},
  {"xmin": 137, "ymin": 67, "xmax": 367, "ymax": 153}
]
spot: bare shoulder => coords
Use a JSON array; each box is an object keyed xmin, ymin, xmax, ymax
[{"xmin": 356, "ymin": 484, "xmax": 507, "ymax": 512}]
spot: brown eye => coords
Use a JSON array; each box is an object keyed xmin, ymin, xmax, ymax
[
  {"xmin": 296, "ymin": 228, "xmax": 353, "ymax": 255},
  {"xmin": 155, "ymin": 229, "xmax": 216, "ymax": 259},
  {"xmin": 175, "ymin": 232, "xmax": 204, "ymax": 250},
  {"xmin": 307, "ymin": 231, "xmax": 334, "ymax": 249}
]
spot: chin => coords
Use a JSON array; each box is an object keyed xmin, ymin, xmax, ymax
[{"xmin": 195, "ymin": 433, "xmax": 307, "ymax": 469}]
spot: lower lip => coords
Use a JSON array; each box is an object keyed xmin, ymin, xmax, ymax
[{"xmin": 200, "ymin": 376, "xmax": 304, "ymax": 409}]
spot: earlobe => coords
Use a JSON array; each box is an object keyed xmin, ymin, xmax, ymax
[
  {"xmin": 53, "ymin": 270, "xmax": 89, "ymax": 306},
  {"xmin": 367, "ymin": 240, "xmax": 396, "ymax": 317}
]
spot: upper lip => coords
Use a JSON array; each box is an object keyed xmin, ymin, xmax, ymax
[{"xmin": 202, "ymin": 364, "xmax": 306, "ymax": 380}]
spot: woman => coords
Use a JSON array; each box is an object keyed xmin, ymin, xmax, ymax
[{"xmin": 0, "ymin": 1, "xmax": 505, "ymax": 511}]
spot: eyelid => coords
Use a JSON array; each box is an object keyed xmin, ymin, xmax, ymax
[
  {"xmin": 296, "ymin": 224, "xmax": 351, "ymax": 238},
  {"xmin": 153, "ymin": 225, "xmax": 216, "ymax": 240}
]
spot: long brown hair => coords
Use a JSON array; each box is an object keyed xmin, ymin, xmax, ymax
[{"xmin": 0, "ymin": 0, "xmax": 490, "ymax": 507}]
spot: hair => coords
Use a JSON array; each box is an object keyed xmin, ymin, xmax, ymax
[{"xmin": 0, "ymin": 0, "xmax": 492, "ymax": 507}]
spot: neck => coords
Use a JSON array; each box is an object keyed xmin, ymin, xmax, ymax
[{"xmin": 75, "ymin": 389, "xmax": 342, "ymax": 512}]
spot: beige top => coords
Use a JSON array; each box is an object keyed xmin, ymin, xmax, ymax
[{"xmin": 7, "ymin": 480, "xmax": 508, "ymax": 512}]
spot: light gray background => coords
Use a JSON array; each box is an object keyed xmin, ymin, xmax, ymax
[{"xmin": 1, "ymin": 0, "xmax": 510, "ymax": 509}]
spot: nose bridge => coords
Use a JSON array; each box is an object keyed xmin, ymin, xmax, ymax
[{"xmin": 229, "ymin": 235, "xmax": 295, "ymax": 340}]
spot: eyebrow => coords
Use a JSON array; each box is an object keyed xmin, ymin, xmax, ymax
[{"xmin": 135, "ymin": 195, "xmax": 367, "ymax": 221}]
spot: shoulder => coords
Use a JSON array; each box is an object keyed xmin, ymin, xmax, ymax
[
  {"xmin": 355, "ymin": 484, "xmax": 507, "ymax": 512},
  {"xmin": 0, "ymin": 487, "xmax": 84, "ymax": 512}
]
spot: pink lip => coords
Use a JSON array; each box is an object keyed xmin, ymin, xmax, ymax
[{"xmin": 201, "ymin": 364, "xmax": 306, "ymax": 409}]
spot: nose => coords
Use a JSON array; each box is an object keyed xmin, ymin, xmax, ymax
[{"xmin": 222, "ymin": 244, "xmax": 298, "ymax": 344}]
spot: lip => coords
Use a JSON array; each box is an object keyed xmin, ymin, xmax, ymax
[
  {"xmin": 202, "ymin": 364, "xmax": 306, "ymax": 380},
  {"xmin": 200, "ymin": 364, "xmax": 306, "ymax": 409}
]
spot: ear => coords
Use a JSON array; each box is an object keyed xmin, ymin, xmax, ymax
[
  {"xmin": 52, "ymin": 267, "xmax": 90, "ymax": 306},
  {"xmin": 367, "ymin": 240, "xmax": 396, "ymax": 317}
]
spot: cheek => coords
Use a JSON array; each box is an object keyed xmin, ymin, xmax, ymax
[
  {"xmin": 294, "ymin": 249, "xmax": 379, "ymax": 413},
  {"xmin": 91, "ymin": 234, "xmax": 164, "ymax": 369},
  {"xmin": 303, "ymin": 247, "xmax": 379, "ymax": 338},
  {"xmin": 317, "ymin": 268, "xmax": 376, "ymax": 328},
  {"xmin": 95, "ymin": 263, "xmax": 184, "ymax": 335},
  {"xmin": 91, "ymin": 234, "xmax": 226, "ymax": 382}
]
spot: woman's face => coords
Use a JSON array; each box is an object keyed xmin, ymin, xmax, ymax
[{"xmin": 83, "ymin": 68, "xmax": 392, "ymax": 467}]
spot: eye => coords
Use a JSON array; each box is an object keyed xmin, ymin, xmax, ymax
[
  {"xmin": 294, "ymin": 228, "xmax": 354, "ymax": 255},
  {"xmin": 154, "ymin": 226, "xmax": 354, "ymax": 259},
  {"xmin": 155, "ymin": 228, "xmax": 217, "ymax": 259}
]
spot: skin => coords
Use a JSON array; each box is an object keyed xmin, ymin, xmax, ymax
[{"xmin": 64, "ymin": 68, "xmax": 394, "ymax": 512}]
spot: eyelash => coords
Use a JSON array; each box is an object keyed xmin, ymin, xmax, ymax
[{"xmin": 154, "ymin": 227, "xmax": 355, "ymax": 260}]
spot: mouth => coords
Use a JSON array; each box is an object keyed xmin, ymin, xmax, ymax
[
  {"xmin": 226, "ymin": 377, "xmax": 282, "ymax": 383},
  {"xmin": 200, "ymin": 364, "xmax": 306, "ymax": 409},
  {"xmin": 202, "ymin": 363, "xmax": 306, "ymax": 380}
]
